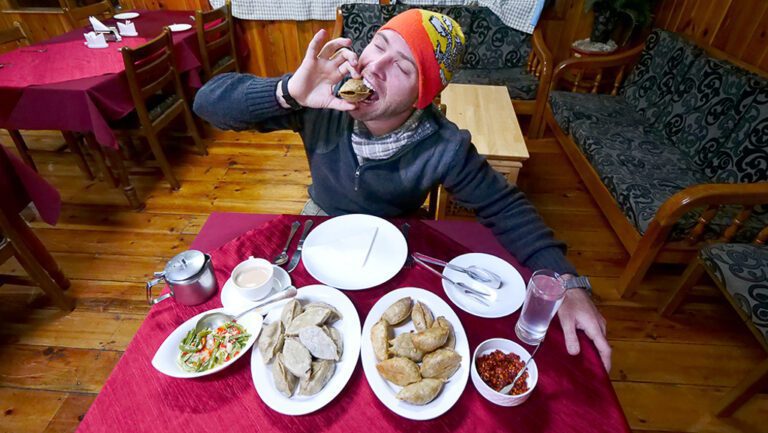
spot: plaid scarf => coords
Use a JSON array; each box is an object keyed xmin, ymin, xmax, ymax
[{"xmin": 351, "ymin": 109, "xmax": 436, "ymax": 161}]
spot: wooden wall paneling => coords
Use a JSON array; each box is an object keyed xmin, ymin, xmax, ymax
[
  {"xmin": 278, "ymin": 21, "xmax": 302, "ymax": 72},
  {"xmin": 695, "ymin": 0, "xmax": 730, "ymax": 45},
  {"xmin": 741, "ymin": 7, "xmax": 768, "ymax": 68},
  {"xmin": 710, "ymin": 0, "xmax": 767, "ymax": 58},
  {"xmin": 655, "ymin": 0, "xmax": 674, "ymax": 28},
  {"xmin": 240, "ymin": 20, "xmax": 270, "ymax": 77}
]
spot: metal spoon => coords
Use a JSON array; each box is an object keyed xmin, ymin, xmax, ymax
[
  {"xmin": 499, "ymin": 343, "xmax": 541, "ymax": 395},
  {"xmin": 412, "ymin": 256, "xmax": 495, "ymax": 305},
  {"xmin": 194, "ymin": 286, "xmax": 297, "ymax": 332},
  {"xmin": 413, "ymin": 252, "xmax": 502, "ymax": 289},
  {"xmin": 273, "ymin": 221, "xmax": 301, "ymax": 265}
]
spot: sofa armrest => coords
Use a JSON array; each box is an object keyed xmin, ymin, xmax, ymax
[
  {"xmin": 655, "ymin": 183, "xmax": 768, "ymax": 230},
  {"xmin": 331, "ymin": 7, "xmax": 343, "ymax": 39},
  {"xmin": 528, "ymin": 27, "xmax": 553, "ymax": 138},
  {"xmin": 550, "ymin": 42, "xmax": 645, "ymax": 95}
]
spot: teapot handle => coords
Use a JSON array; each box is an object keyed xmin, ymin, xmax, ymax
[{"xmin": 146, "ymin": 276, "xmax": 172, "ymax": 305}]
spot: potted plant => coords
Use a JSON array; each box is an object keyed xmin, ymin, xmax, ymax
[{"xmin": 574, "ymin": 0, "xmax": 657, "ymax": 54}]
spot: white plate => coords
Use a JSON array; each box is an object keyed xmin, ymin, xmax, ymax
[
  {"xmin": 442, "ymin": 253, "xmax": 525, "ymax": 318},
  {"xmin": 220, "ymin": 265, "xmax": 292, "ymax": 312},
  {"xmin": 360, "ymin": 287, "xmax": 470, "ymax": 420},
  {"xmin": 251, "ymin": 284, "xmax": 361, "ymax": 415},
  {"xmin": 114, "ymin": 12, "xmax": 140, "ymax": 20},
  {"xmin": 302, "ymin": 214, "xmax": 407, "ymax": 290},
  {"xmin": 168, "ymin": 23, "xmax": 192, "ymax": 32},
  {"xmin": 152, "ymin": 307, "xmax": 263, "ymax": 378}
]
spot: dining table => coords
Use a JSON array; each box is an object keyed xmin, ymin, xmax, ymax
[{"xmin": 75, "ymin": 212, "xmax": 630, "ymax": 433}]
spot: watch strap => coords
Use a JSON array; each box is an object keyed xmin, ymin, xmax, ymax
[
  {"xmin": 280, "ymin": 73, "xmax": 302, "ymax": 110},
  {"xmin": 564, "ymin": 275, "xmax": 592, "ymax": 296}
]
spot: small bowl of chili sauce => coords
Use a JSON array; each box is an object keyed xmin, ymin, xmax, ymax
[{"xmin": 471, "ymin": 338, "xmax": 538, "ymax": 406}]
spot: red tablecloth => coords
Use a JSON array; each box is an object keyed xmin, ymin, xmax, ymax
[
  {"xmin": 0, "ymin": 10, "xmax": 201, "ymax": 150},
  {"xmin": 0, "ymin": 145, "xmax": 60, "ymax": 225},
  {"xmin": 76, "ymin": 213, "xmax": 630, "ymax": 433}
]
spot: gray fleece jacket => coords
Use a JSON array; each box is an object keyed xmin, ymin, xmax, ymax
[{"xmin": 193, "ymin": 73, "xmax": 577, "ymax": 275}]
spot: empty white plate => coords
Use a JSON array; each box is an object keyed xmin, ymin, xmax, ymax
[
  {"xmin": 442, "ymin": 253, "xmax": 525, "ymax": 318},
  {"xmin": 114, "ymin": 12, "xmax": 140, "ymax": 20},
  {"xmin": 168, "ymin": 23, "xmax": 192, "ymax": 32}
]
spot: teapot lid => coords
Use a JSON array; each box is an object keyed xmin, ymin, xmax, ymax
[{"xmin": 165, "ymin": 250, "xmax": 207, "ymax": 282}]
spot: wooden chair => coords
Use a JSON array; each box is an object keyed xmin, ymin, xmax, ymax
[
  {"xmin": 0, "ymin": 148, "xmax": 73, "ymax": 311},
  {"xmin": 195, "ymin": 0, "xmax": 240, "ymax": 83},
  {"xmin": 0, "ymin": 22, "xmax": 94, "ymax": 180},
  {"xmin": 659, "ymin": 230, "xmax": 768, "ymax": 416},
  {"xmin": 115, "ymin": 28, "xmax": 205, "ymax": 192},
  {"xmin": 60, "ymin": 0, "xmax": 114, "ymax": 28}
]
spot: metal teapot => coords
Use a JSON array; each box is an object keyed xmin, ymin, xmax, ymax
[{"xmin": 146, "ymin": 250, "xmax": 218, "ymax": 305}]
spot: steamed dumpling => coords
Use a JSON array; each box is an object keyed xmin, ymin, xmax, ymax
[
  {"xmin": 298, "ymin": 325, "xmax": 338, "ymax": 361},
  {"xmin": 304, "ymin": 302, "xmax": 343, "ymax": 323},
  {"xmin": 286, "ymin": 308, "xmax": 331, "ymax": 335},
  {"xmin": 370, "ymin": 319, "xmax": 391, "ymax": 362},
  {"xmin": 396, "ymin": 378, "xmax": 444, "ymax": 405},
  {"xmin": 257, "ymin": 320, "xmax": 284, "ymax": 363},
  {"xmin": 281, "ymin": 299, "xmax": 303, "ymax": 328},
  {"xmin": 324, "ymin": 325, "xmax": 343, "ymax": 359},
  {"xmin": 376, "ymin": 357, "xmax": 421, "ymax": 386},
  {"xmin": 411, "ymin": 301, "xmax": 434, "ymax": 331},
  {"xmin": 381, "ymin": 297, "xmax": 412, "ymax": 325},
  {"xmin": 272, "ymin": 353, "xmax": 298, "ymax": 397},
  {"xmin": 282, "ymin": 338, "xmax": 312, "ymax": 379},
  {"xmin": 298, "ymin": 360, "xmax": 336, "ymax": 396}
]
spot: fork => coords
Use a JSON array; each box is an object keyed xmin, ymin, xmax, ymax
[{"xmin": 412, "ymin": 256, "xmax": 492, "ymax": 306}]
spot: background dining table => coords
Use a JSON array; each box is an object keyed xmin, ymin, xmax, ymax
[
  {"xmin": 0, "ymin": 10, "xmax": 202, "ymax": 151},
  {"xmin": 75, "ymin": 212, "xmax": 630, "ymax": 433}
]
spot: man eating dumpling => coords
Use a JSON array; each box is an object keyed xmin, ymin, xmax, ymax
[{"xmin": 193, "ymin": 9, "xmax": 612, "ymax": 372}]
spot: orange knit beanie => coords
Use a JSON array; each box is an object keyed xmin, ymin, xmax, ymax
[{"xmin": 379, "ymin": 9, "xmax": 466, "ymax": 109}]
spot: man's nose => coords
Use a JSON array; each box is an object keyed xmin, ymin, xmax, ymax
[{"xmin": 365, "ymin": 56, "xmax": 389, "ymax": 80}]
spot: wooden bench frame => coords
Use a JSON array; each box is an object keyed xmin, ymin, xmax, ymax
[{"xmin": 542, "ymin": 41, "xmax": 768, "ymax": 298}]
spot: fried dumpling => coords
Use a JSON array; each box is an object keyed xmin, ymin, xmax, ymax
[
  {"xmin": 420, "ymin": 348, "xmax": 461, "ymax": 379},
  {"xmin": 411, "ymin": 301, "xmax": 434, "ymax": 331},
  {"xmin": 376, "ymin": 357, "xmax": 421, "ymax": 386},
  {"xmin": 298, "ymin": 325, "xmax": 339, "ymax": 361},
  {"xmin": 396, "ymin": 378, "xmax": 444, "ymax": 405},
  {"xmin": 338, "ymin": 78, "xmax": 373, "ymax": 102},
  {"xmin": 298, "ymin": 360, "xmax": 336, "ymax": 396},
  {"xmin": 411, "ymin": 323, "xmax": 449, "ymax": 353},
  {"xmin": 257, "ymin": 320, "xmax": 284, "ymax": 363},
  {"xmin": 282, "ymin": 338, "xmax": 312, "ymax": 379},
  {"xmin": 370, "ymin": 319, "xmax": 391, "ymax": 362},
  {"xmin": 285, "ymin": 308, "xmax": 332, "ymax": 335},
  {"xmin": 272, "ymin": 353, "xmax": 298, "ymax": 397},
  {"xmin": 381, "ymin": 297, "xmax": 412, "ymax": 326},
  {"xmin": 304, "ymin": 302, "xmax": 343, "ymax": 323},
  {"xmin": 436, "ymin": 316, "xmax": 455, "ymax": 350},
  {"xmin": 388, "ymin": 332, "xmax": 424, "ymax": 362},
  {"xmin": 281, "ymin": 299, "xmax": 303, "ymax": 328}
]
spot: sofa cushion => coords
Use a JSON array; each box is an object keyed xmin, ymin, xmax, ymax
[
  {"xmin": 549, "ymin": 91, "xmax": 641, "ymax": 133},
  {"xmin": 620, "ymin": 29, "xmax": 702, "ymax": 124},
  {"xmin": 454, "ymin": 67, "xmax": 538, "ymax": 99},
  {"xmin": 654, "ymin": 55, "xmax": 762, "ymax": 173},
  {"xmin": 462, "ymin": 8, "xmax": 531, "ymax": 69},
  {"xmin": 706, "ymin": 79, "xmax": 768, "ymax": 183},
  {"xmin": 339, "ymin": 3, "xmax": 411, "ymax": 55},
  {"xmin": 700, "ymin": 243, "xmax": 768, "ymax": 343}
]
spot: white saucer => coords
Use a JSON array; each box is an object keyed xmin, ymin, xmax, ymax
[
  {"xmin": 220, "ymin": 265, "xmax": 292, "ymax": 312},
  {"xmin": 119, "ymin": 31, "xmax": 138, "ymax": 37},
  {"xmin": 441, "ymin": 253, "xmax": 526, "ymax": 318},
  {"xmin": 168, "ymin": 23, "xmax": 192, "ymax": 32},
  {"xmin": 114, "ymin": 12, "xmax": 140, "ymax": 20}
]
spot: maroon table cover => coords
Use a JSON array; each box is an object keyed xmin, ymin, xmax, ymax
[
  {"xmin": 76, "ymin": 213, "xmax": 629, "ymax": 433},
  {"xmin": 0, "ymin": 10, "xmax": 202, "ymax": 150},
  {"xmin": 0, "ymin": 145, "xmax": 61, "ymax": 225}
]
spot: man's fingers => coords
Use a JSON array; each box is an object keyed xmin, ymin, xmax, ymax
[
  {"xmin": 331, "ymin": 48, "xmax": 358, "ymax": 68},
  {"xmin": 316, "ymin": 38, "xmax": 353, "ymax": 61},
  {"xmin": 582, "ymin": 322, "xmax": 612, "ymax": 372},
  {"xmin": 305, "ymin": 29, "xmax": 329, "ymax": 60},
  {"xmin": 561, "ymin": 315, "xmax": 581, "ymax": 356},
  {"xmin": 338, "ymin": 62, "xmax": 361, "ymax": 79},
  {"xmin": 326, "ymin": 98, "xmax": 357, "ymax": 112}
]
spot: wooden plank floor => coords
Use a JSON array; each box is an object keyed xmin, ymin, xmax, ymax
[{"xmin": 0, "ymin": 129, "xmax": 766, "ymax": 433}]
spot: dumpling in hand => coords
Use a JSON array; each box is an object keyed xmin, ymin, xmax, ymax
[
  {"xmin": 281, "ymin": 299, "xmax": 303, "ymax": 328},
  {"xmin": 411, "ymin": 323, "xmax": 449, "ymax": 353},
  {"xmin": 370, "ymin": 319, "xmax": 391, "ymax": 362},
  {"xmin": 304, "ymin": 301, "xmax": 343, "ymax": 323},
  {"xmin": 376, "ymin": 357, "xmax": 421, "ymax": 386},
  {"xmin": 396, "ymin": 378, "xmax": 444, "ymax": 405},
  {"xmin": 282, "ymin": 338, "xmax": 312, "ymax": 379},
  {"xmin": 258, "ymin": 320, "xmax": 284, "ymax": 363},
  {"xmin": 298, "ymin": 325, "xmax": 338, "ymax": 361},
  {"xmin": 286, "ymin": 308, "xmax": 331, "ymax": 335},
  {"xmin": 420, "ymin": 348, "xmax": 461, "ymax": 379},
  {"xmin": 381, "ymin": 297, "xmax": 412, "ymax": 325},
  {"xmin": 272, "ymin": 353, "xmax": 297, "ymax": 397},
  {"xmin": 388, "ymin": 332, "xmax": 424, "ymax": 362},
  {"xmin": 411, "ymin": 301, "xmax": 434, "ymax": 331},
  {"xmin": 436, "ymin": 317, "xmax": 455, "ymax": 349},
  {"xmin": 298, "ymin": 360, "xmax": 336, "ymax": 396}
]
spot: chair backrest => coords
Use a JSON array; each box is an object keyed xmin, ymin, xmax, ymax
[
  {"xmin": 0, "ymin": 22, "xmax": 30, "ymax": 49},
  {"xmin": 195, "ymin": 0, "xmax": 240, "ymax": 82},
  {"xmin": 120, "ymin": 28, "xmax": 185, "ymax": 128},
  {"xmin": 60, "ymin": 0, "xmax": 114, "ymax": 28}
]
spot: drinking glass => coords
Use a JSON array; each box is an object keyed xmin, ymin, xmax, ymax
[{"xmin": 515, "ymin": 269, "xmax": 566, "ymax": 345}]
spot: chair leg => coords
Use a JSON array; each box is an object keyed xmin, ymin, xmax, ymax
[
  {"xmin": 145, "ymin": 132, "xmax": 180, "ymax": 191},
  {"xmin": 105, "ymin": 148, "xmax": 144, "ymax": 211},
  {"xmin": 182, "ymin": 103, "xmax": 207, "ymax": 156},
  {"xmin": 84, "ymin": 133, "xmax": 118, "ymax": 187},
  {"xmin": 659, "ymin": 259, "xmax": 706, "ymax": 317},
  {"xmin": 8, "ymin": 130, "xmax": 37, "ymax": 172},
  {"xmin": 617, "ymin": 222, "xmax": 668, "ymax": 298},
  {"xmin": 61, "ymin": 131, "xmax": 94, "ymax": 180},
  {"xmin": 716, "ymin": 357, "xmax": 768, "ymax": 417}
]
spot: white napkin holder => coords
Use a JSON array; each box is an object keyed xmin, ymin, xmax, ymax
[
  {"xmin": 89, "ymin": 16, "xmax": 111, "ymax": 32},
  {"xmin": 83, "ymin": 31, "xmax": 108, "ymax": 49},
  {"xmin": 117, "ymin": 20, "xmax": 137, "ymax": 37}
]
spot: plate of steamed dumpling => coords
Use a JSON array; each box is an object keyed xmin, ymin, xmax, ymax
[
  {"xmin": 251, "ymin": 284, "xmax": 361, "ymax": 415},
  {"xmin": 360, "ymin": 287, "xmax": 470, "ymax": 420}
]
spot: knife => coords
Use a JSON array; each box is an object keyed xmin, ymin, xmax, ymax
[{"xmin": 286, "ymin": 220, "xmax": 314, "ymax": 273}]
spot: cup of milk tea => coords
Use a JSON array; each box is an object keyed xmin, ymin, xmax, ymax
[{"xmin": 231, "ymin": 257, "xmax": 275, "ymax": 301}]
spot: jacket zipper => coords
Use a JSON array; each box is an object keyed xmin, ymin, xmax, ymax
[{"xmin": 354, "ymin": 166, "xmax": 362, "ymax": 191}]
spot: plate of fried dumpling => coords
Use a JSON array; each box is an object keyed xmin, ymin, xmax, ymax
[
  {"xmin": 360, "ymin": 287, "xmax": 470, "ymax": 420},
  {"xmin": 251, "ymin": 284, "xmax": 361, "ymax": 415}
]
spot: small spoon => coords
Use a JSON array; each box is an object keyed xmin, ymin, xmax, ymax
[
  {"xmin": 195, "ymin": 286, "xmax": 297, "ymax": 332},
  {"xmin": 499, "ymin": 343, "xmax": 541, "ymax": 395},
  {"xmin": 413, "ymin": 252, "xmax": 502, "ymax": 289},
  {"xmin": 273, "ymin": 221, "xmax": 301, "ymax": 266}
]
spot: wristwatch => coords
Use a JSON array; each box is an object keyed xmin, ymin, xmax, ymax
[
  {"xmin": 564, "ymin": 275, "xmax": 592, "ymax": 296},
  {"xmin": 280, "ymin": 73, "xmax": 302, "ymax": 110}
]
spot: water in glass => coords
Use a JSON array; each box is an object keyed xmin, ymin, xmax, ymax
[{"xmin": 515, "ymin": 270, "xmax": 566, "ymax": 345}]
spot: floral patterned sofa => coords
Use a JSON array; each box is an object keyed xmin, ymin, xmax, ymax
[{"xmin": 544, "ymin": 28, "xmax": 768, "ymax": 297}]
